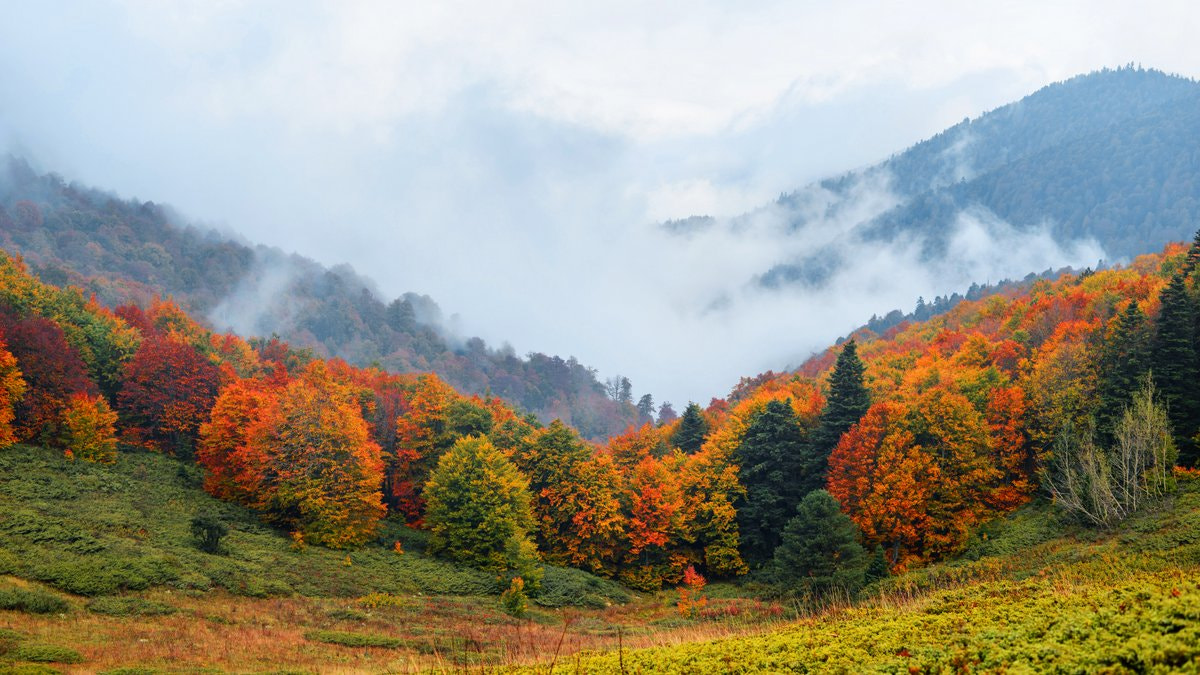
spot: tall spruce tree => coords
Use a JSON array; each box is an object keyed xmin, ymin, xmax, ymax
[
  {"xmin": 1097, "ymin": 301, "xmax": 1150, "ymax": 443},
  {"xmin": 1151, "ymin": 273, "xmax": 1199, "ymax": 464},
  {"xmin": 735, "ymin": 399, "xmax": 819, "ymax": 565},
  {"xmin": 812, "ymin": 340, "xmax": 871, "ymax": 468},
  {"xmin": 671, "ymin": 402, "xmax": 709, "ymax": 453}
]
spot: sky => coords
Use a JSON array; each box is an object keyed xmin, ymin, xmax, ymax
[{"xmin": 1, "ymin": 1, "xmax": 1199, "ymax": 407}]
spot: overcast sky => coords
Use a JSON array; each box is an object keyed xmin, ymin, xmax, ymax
[{"xmin": 2, "ymin": 1, "xmax": 1198, "ymax": 406}]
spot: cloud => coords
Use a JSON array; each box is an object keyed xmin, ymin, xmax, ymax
[{"xmin": 0, "ymin": 1, "xmax": 1184, "ymax": 407}]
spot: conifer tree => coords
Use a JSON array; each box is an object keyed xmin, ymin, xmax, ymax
[
  {"xmin": 1151, "ymin": 274, "xmax": 1198, "ymax": 464},
  {"xmin": 671, "ymin": 402, "xmax": 709, "ymax": 453},
  {"xmin": 1182, "ymin": 228, "xmax": 1200, "ymax": 278},
  {"xmin": 812, "ymin": 340, "xmax": 871, "ymax": 468},
  {"xmin": 772, "ymin": 490, "xmax": 867, "ymax": 597},
  {"xmin": 735, "ymin": 399, "xmax": 816, "ymax": 565},
  {"xmin": 1097, "ymin": 301, "xmax": 1150, "ymax": 443}
]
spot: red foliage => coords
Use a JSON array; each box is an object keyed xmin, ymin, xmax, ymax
[
  {"xmin": 0, "ymin": 311, "xmax": 96, "ymax": 444},
  {"xmin": 117, "ymin": 334, "xmax": 221, "ymax": 453}
]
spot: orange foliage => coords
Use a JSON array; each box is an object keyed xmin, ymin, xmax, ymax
[
  {"xmin": 827, "ymin": 402, "xmax": 935, "ymax": 570},
  {"xmin": 0, "ymin": 338, "xmax": 25, "ymax": 447},
  {"xmin": 60, "ymin": 393, "xmax": 119, "ymax": 463}
]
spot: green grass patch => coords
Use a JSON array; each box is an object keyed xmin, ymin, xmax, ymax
[
  {"xmin": 303, "ymin": 629, "xmax": 403, "ymax": 648},
  {"xmin": 86, "ymin": 596, "xmax": 177, "ymax": 616},
  {"xmin": 10, "ymin": 644, "xmax": 84, "ymax": 664},
  {"xmin": 0, "ymin": 665, "xmax": 62, "ymax": 675},
  {"xmin": 0, "ymin": 445, "xmax": 630, "ymax": 606},
  {"xmin": 0, "ymin": 587, "xmax": 69, "ymax": 614}
]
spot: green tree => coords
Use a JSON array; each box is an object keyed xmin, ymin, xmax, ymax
[
  {"xmin": 812, "ymin": 340, "xmax": 871, "ymax": 468},
  {"xmin": 424, "ymin": 435, "xmax": 540, "ymax": 577},
  {"xmin": 1096, "ymin": 301, "xmax": 1149, "ymax": 443},
  {"xmin": 771, "ymin": 490, "xmax": 868, "ymax": 597},
  {"xmin": 190, "ymin": 511, "xmax": 229, "ymax": 554},
  {"xmin": 735, "ymin": 399, "xmax": 817, "ymax": 565},
  {"xmin": 1044, "ymin": 377, "xmax": 1177, "ymax": 527},
  {"xmin": 671, "ymin": 402, "xmax": 709, "ymax": 453},
  {"xmin": 636, "ymin": 393, "xmax": 655, "ymax": 421},
  {"xmin": 1151, "ymin": 273, "xmax": 1198, "ymax": 463}
]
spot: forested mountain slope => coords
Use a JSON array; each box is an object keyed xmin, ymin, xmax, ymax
[
  {"xmin": 0, "ymin": 158, "xmax": 645, "ymax": 439},
  {"xmin": 748, "ymin": 67, "xmax": 1200, "ymax": 287}
]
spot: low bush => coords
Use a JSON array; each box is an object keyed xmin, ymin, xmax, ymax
[
  {"xmin": 304, "ymin": 630, "xmax": 403, "ymax": 648},
  {"xmin": 11, "ymin": 644, "xmax": 84, "ymax": 664},
  {"xmin": 86, "ymin": 596, "xmax": 176, "ymax": 616},
  {"xmin": 0, "ymin": 587, "xmax": 69, "ymax": 614}
]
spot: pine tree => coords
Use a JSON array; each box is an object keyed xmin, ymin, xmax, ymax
[
  {"xmin": 1182, "ymin": 229, "xmax": 1200, "ymax": 278},
  {"xmin": 671, "ymin": 402, "xmax": 709, "ymax": 453},
  {"xmin": 812, "ymin": 340, "xmax": 871, "ymax": 469},
  {"xmin": 771, "ymin": 490, "xmax": 867, "ymax": 597},
  {"xmin": 1096, "ymin": 301, "xmax": 1150, "ymax": 443},
  {"xmin": 636, "ymin": 394, "xmax": 655, "ymax": 421},
  {"xmin": 1151, "ymin": 274, "xmax": 1198, "ymax": 464},
  {"xmin": 735, "ymin": 399, "xmax": 817, "ymax": 565}
]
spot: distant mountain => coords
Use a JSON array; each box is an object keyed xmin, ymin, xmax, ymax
[
  {"xmin": 749, "ymin": 66, "xmax": 1200, "ymax": 287},
  {"xmin": 0, "ymin": 158, "xmax": 648, "ymax": 440}
]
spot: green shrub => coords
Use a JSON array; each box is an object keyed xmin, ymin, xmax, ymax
[
  {"xmin": 536, "ymin": 566, "xmax": 631, "ymax": 608},
  {"xmin": 0, "ymin": 665, "xmax": 62, "ymax": 675},
  {"xmin": 12, "ymin": 644, "xmax": 84, "ymax": 664},
  {"xmin": 327, "ymin": 608, "xmax": 369, "ymax": 622},
  {"xmin": 86, "ymin": 596, "xmax": 176, "ymax": 617},
  {"xmin": 99, "ymin": 668, "xmax": 159, "ymax": 675},
  {"xmin": 0, "ymin": 587, "xmax": 69, "ymax": 614},
  {"xmin": 190, "ymin": 512, "xmax": 228, "ymax": 554},
  {"xmin": 304, "ymin": 630, "xmax": 403, "ymax": 648}
]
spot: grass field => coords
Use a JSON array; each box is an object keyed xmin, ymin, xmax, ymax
[
  {"xmin": 2, "ymin": 446, "xmax": 1199, "ymax": 672},
  {"xmin": 524, "ymin": 475, "xmax": 1200, "ymax": 673},
  {"xmin": 0, "ymin": 445, "xmax": 787, "ymax": 672}
]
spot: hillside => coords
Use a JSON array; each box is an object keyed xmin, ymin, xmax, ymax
[
  {"xmin": 540, "ymin": 475, "xmax": 1200, "ymax": 672},
  {"xmin": 2, "ymin": 231, "xmax": 1200, "ymax": 671},
  {"xmin": 748, "ymin": 67, "xmax": 1200, "ymax": 288},
  {"xmin": 0, "ymin": 158, "xmax": 647, "ymax": 440}
]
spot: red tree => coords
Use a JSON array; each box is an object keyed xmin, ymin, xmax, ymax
[
  {"xmin": 0, "ymin": 312, "xmax": 96, "ymax": 444},
  {"xmin": 117, "ymin": 335, "xmax": 221, "ymax": 453}
]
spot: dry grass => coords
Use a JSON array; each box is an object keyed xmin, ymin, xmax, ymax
[{"xmin": 0, "ymin": 583, "xmax": 788, "ymax": 673}]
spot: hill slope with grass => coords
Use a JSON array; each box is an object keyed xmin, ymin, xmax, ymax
[
  {"xmin": 538, "ymin": 474, "xmax": 1200, "ymax": 673},
  {"xmin": 0, "ymin": 443, "xmax": 653, "ymax": 672}
]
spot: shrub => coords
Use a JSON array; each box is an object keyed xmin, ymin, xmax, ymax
[
  {"xmin": 86, "ymin": 596, "xmax": 176, "ymax": 616},
  {"xmin": 12, "ymin": 644, "xmax": 84, "ymax": 663},
  {"xmin": 304, "ymin": 630, "xmax": 403, "ymax": 648},
  {"xmin": 0, "ymin": 587, "xmax": 69, "ymax": 614},
  {"xmin": 355, "ymin": 592, "xmax": 409, "ymax": 609},
  {"xmin": 500, "ymin": 577, "xmax": 529, "ymax": 618},
  {"xmin": 190, "ymin": 512, "xmax": 228, "ymax": 554}
]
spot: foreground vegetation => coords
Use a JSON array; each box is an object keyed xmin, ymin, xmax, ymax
[
  {"xmin": 0, "ymin": 444, "xmax": 789, "ymax": 672},
  {"xmin": 538, "ymin": 475, "xmax": 1200, "ymax": 673}
]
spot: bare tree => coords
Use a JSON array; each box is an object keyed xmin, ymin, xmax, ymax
[{"xmin": 1043, "ymin": 376, "xmax": 1176, "ymax": 527}]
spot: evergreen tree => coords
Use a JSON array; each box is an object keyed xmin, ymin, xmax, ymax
[
  {"xmin": 865, "ymin": 548, "xmax": 890, "ymax": 583},
  {"xmin": 671, "ymin": 402, "xmax": 709, "ymax": 453},
  {"xmin": 771, "ymin": 490, "xmax": 868, "ymax": 597},
  {"xmin": 812, "ymin": 340, "xmax": 871, "ymax": 468},
  {"xmin": 1096, "ymin": 301, "xmax": 1150, "ymax": 443},
  {"xmin": 735, "ymin": 399, "xmax": 818, "ymax": 564},
  {"xmin": 636, "ymin": 394, "xmax": 655, "ymax": 421},
  {"xmin": 1182, "ymin": 228, "xmax": 1200, "ymax": 278},
  {"xmin": 1151, "ymin": 274, "xmax": 1198, "ymax": 464}
]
